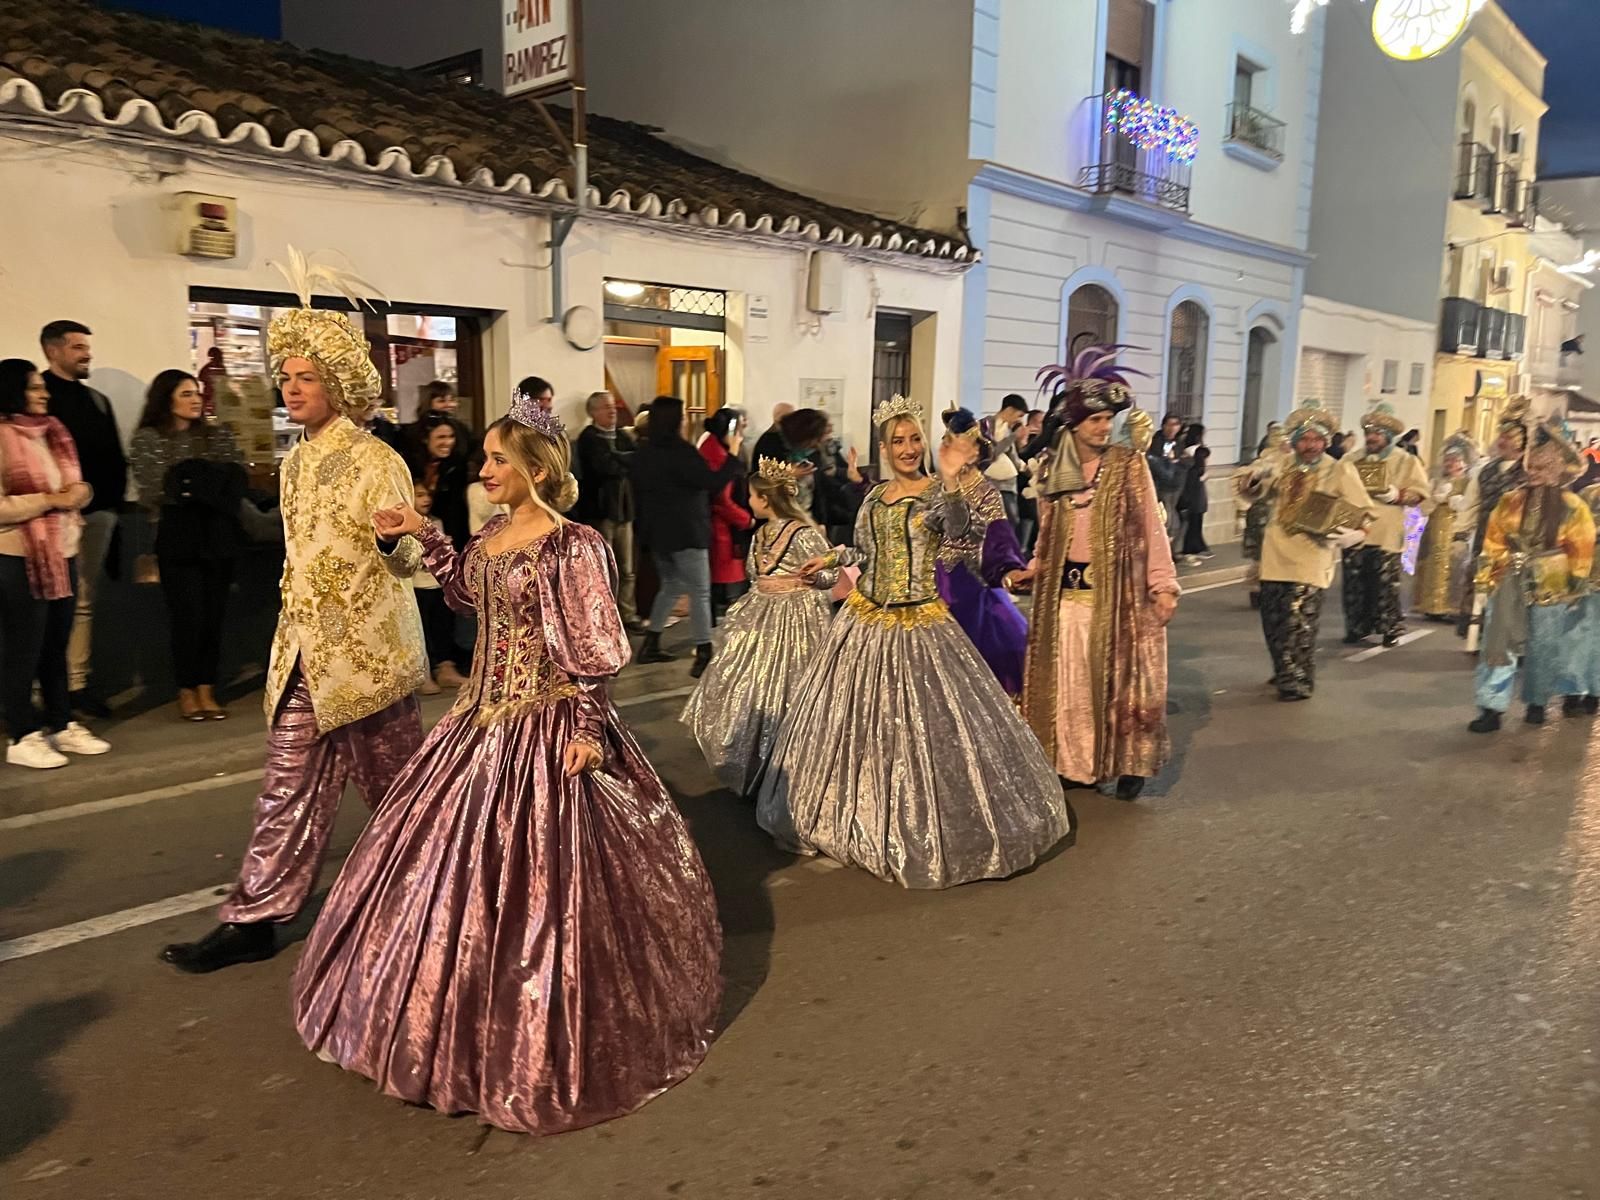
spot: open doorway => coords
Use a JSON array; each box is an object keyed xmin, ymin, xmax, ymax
[{"xmin": 601, "ymin": 280, "xmax": 726, "ymax": 428}]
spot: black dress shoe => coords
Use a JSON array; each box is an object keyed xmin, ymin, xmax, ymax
[
  {"xmin": 159, "ymin": 922, "xmax": 275, "ymax": 974},
  {"xmin": 1278, "ymin": 690, "xmax": 1312, "ymax": 702},
  {"xmin": 1525, "ymin": 704, "xmax": 1547, "ymax": 726},
  {"xmin": 70, "ymin": 689, "xmax": 111, "ymax": 719},
  {"xmin": 1382, "ymin": 633, "xmax": 1400, "ymax": 648},
  {"xmin": 1585, "ymin": 695, "xmax": 1599, "ymax": 715},
  {"xmin": 1468, "ymin": 709, "xmax": 1502, "ymax": 734},
  {"xmin": 1564, "ymin": 695, "xmax": 1586, "ymax": 717},
  {"xmin": 1115, "ymin": 775, "xmax": 1145, "ymax": 801}
]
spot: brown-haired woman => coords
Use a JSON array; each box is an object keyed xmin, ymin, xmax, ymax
[{"xmin": 131, "ymin": 369, "xmax": 247, "ymax": 720}]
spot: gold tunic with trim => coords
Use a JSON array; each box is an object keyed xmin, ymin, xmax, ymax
[
  {"xmin": 1346, "ymin": 448, "xmax": 1433, "ymax": 553},
  {"xmin": 265, "ymin": 416, "xmax": 428, "ymax": 731}
]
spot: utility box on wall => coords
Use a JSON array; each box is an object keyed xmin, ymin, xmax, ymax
[
  {"xmin": 806, "ymin": 252, "xmax": 842, "ymax": 315},
  {"xmin": 175, "ymin": 191, "xmax": 238, "ymax": 259}
]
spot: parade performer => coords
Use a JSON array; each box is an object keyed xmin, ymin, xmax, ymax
[
  {"xmin": 1556, "ymin": 483, "xmax": 1600, "ymax": 716},
  {"xmin": 1342, "ymin": 403, "xmax": 1432, "ymax": 647},
  {"xmin": 1236, "ymin": 424, "xmax": 1289, "ymax": 609},
  {"xmin": 161, "ymin": 251, "xmax": 427, "ymax": 974},
  {"xmin": 1015, "ymin": 345, "xmax": 1179, "ymax": 801},
  {"xmin": 935, "ymin": 407, "xmax": 1030, "ymax": 695},
  {"xmin": 1413, "ymin": 432, "xmax": 1478, "ymax": 622},
  {"xmin": 1459, "ymin": 399, "xmax": 1530, "ymax": 638},
  {"xmin": 754, "ymin": 396, "xmax": 1072, "ymax": 889},
  {"xmin": 293, "ymin": 399, "xmax": 722, "ymax": 1135},
  {"xmin": 681, "ymin": 457, "xmax": 837, "ymax": 794},
  {"xmin": 1242, "ymin": 400, "xmax": 1374, "ymax": 702},
  {"xmin": 1468, "ymin": 421, "xmax": 1594, "ymax": 732}
]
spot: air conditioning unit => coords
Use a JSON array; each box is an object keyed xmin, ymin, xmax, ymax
[{"xmin": 806, "ymin": 252, "xmax": 842, "ymax": 315}]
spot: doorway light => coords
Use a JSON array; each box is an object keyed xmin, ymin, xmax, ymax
[{"xmin": 605, "ymin": 280, "xmax": 646, "ymax": 300}]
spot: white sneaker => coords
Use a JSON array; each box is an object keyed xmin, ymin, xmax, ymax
[
  {"xmin": 51, "ymin": 722, "xmax": 110, "ymax": 756},
  {"xmin": 8, "ymin": 731, "xmax": 68, "ymax": 769}
]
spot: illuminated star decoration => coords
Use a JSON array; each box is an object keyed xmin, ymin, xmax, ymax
[{"xmin": 1103, "ymin": 89, "xmax": 1200, "ymax": 165}]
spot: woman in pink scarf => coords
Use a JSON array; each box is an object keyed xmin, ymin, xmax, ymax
[{"xmin": 0, "ymin": 359, "xmax": 110, "ymax": 769}]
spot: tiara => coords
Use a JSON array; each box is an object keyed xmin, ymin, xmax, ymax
[
  {"xmin": 756, "ymin": 456, "xmax": 802, "ymax": 493},
  {"xmin": 872, "ymin": 393, "xmax": 920, "ymax": 428},
  {"xmin": 509, "ymin": 388, "xmax": 566, "ymax": 439}
]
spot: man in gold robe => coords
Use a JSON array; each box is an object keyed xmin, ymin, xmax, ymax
[
  {"xmin": 162, "ymin": 254, "xmax": 428, "ymax": 973},
  {"xmin": 1342, "ymin": 403, "xmax": 1432, "ymax": 647}
]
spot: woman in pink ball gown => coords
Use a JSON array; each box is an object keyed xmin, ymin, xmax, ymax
[{"xmin": 292, "ymin": 398, "xmax": 722, "ymax": 1136}]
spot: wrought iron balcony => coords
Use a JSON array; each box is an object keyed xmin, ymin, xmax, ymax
[
  {"xmin": 1079, "ymin": 91, "xmax": 1194, "ymax": 214},
  {"xmin": 1453, "ymin": 140, "xmax": 1496, "ymax": 204},
  {"xmin": 1505, "ymin": 177, "xmax": 1539, "ymax": 229},
  {"xmin": 1225, "ymin": 102, "xmax": 1286, "ymax": 160}
]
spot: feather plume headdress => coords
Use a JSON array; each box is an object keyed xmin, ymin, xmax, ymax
[
  {"xmin": 1035, "ymin": 344, "xmax": 1144, "ymax": 429},
  {"xmin": 266, "ymin": 246, "xmax": 386, "ymax": 420}
]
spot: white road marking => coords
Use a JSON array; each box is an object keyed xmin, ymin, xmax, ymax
[
  {"xmin": 0, "ymin": 686, "xmax": 699, "ymax": 833},
  {"xmin": 1343, "ymin": 628, "xmax": 1435, "ymax": 662},
  {"xmin": 0, "ymin": 770, "xmax": 265, "ymax": 831},
  {"xmin": 1183, "ymin": 577, "xmax": 1245, "ymax": 595},
  {"xmin": 0, "ymin": 884, "xmax": 229, "ymax": 963}
]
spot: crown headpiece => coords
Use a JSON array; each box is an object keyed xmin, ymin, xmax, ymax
[
  {"xmin": 1360, "ymin": 402, "xmax": 1405, "ymax": 437},
  {"xmin": 872, "ymin": 393, "xmax": 921, "ymax": 429},
  {"xmin": 1285, "ymin": 398, "xmax": 1338, "ymax": 444},
  {"xmin": 509, "ymin": 387, "xmax": 567, "ymax": 439},
  {"xmin": 756, "ymin": 456, "xmax": 802, "ymax": 494}
]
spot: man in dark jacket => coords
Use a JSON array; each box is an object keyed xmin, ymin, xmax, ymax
[
  {"xmin": 573, "ymin": 390, "xmax": 641, "ymax": 628},
  {"xmin": 41, "ymin": 319, "xmax": 126, "ymax": 717},
  {"xmin": 1146, "ymin": 412, "xmax": 1186, "ymax": 556},
  {"xmin": 629, "ymin": 395, "xmax": 744, "ymax": 677}
]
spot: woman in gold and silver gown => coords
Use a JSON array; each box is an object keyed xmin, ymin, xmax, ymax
[
  {"xmin": 681, "ymin": 459, "xmax": 836, "ymax": 794},
  {"xmin": 753, "ymin": 398, "xmax": 1073, "ymax": 890},
  {"xmin": 1413, "ymin": 432, "xmax": 1477, "ymax": 622}
]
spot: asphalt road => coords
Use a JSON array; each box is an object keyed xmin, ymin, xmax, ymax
[{"xmin": 3, "ymin": 581, "xmax": 1598, "ymax": 1200}]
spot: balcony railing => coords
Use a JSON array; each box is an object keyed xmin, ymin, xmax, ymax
[
  {"xmin": 1439, "ymin": 297, "xmax": 1526, "ymax": 360},
  {"xmin": 1079, "ymin": 92, "xmax": 1193, "ymax": 214},
  {"xmin": 1528, "ymin": 347, "xmax": 1584, "ymax": 389},
  {"xmin": 1506, "ymin": 177, "xmax": 1539, "ymax": 229},
  {"xmin": 1225, "ymin": 102, "xmax": 1286, "ymax": 160},
  {"xmin": 1454, "ymin": 140, "xmax": 1496, "ymax": 204}
]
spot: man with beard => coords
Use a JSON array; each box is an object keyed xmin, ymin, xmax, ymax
[{"xmin": 1341, "ymin": 403, "xmax": 1431, "ymax": 648}]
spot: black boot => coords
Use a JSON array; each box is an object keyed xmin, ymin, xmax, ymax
[
  {"xmin": 1585, "ymin": 695, "xmax": 1599, "ymax": 715},
  {"xmin": 1564, "ymin": 695, "xmax": 1585, "ymax": 717},
  {"xmin": 159, "ymin": 922, "xmax": 276, "ymax": 974},
  {"xmin": 690, "ymin": 642, "xmax": 714, "ymax": 679},
  {"xmin": 1467, "ymin": 709, "xmax": 1502, "ymax": 734},
  {"xmin": 637, "ymin": 631, "xmax": 674, "ymax": 664},
  {"xmin": 1115, "ymin": 775, "xmax": 1145, "ymax": 801},
  {"xmin": 1382, "ymin": 632, "xmax": 1400, "ymax": 648},
  {"xmin": 1525, "ymin": 704, "xmax": 1547, "ymax": 726}
]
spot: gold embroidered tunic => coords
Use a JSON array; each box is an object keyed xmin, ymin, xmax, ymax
[
  {"xmin": 1346, "ymin": 448, "xmax": 1433, "ymax": 553},
  {"xmin": 265, "ymin": 416, "xmax": 428, "ymax": 731},
  {"xmin": 1258, "ymin": 454, "xmax": 1377, "ymax": 589}
]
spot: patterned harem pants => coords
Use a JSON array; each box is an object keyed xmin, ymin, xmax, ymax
[
  {"xmin": 1260, "ymin": 581, "xmax": 1325, "ymax": 700},
  {"xmin": 1342, "ymin": 546, "xmax": 1404, "ymax": 641}
]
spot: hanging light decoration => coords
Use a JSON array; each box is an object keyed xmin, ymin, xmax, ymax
[
  {"xmin": 1103, "ymin": 89, "xmax": 1200, "ymax": 165},
  {"xmin": 1290, "ymin": 0, "xmax": 1489, "ymax": 61}
]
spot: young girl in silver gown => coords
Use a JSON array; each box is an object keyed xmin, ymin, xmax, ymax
[
  {"xmin": 681, "ymin": 458, "xmax": 837, "ymax": 794},
  {"xmin": 754, "ymin": 397, "xmax": 1073, "ymax": 889}
]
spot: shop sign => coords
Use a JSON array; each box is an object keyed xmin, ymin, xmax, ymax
[{"xmin": 503, "ymin": 0, "xmax": 575, "ymax": 96}]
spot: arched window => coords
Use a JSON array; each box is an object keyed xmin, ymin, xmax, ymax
[
  {"xmin": 1066, "ymin": 284, "xmax": 1119, "ymax": 358},
  {"xmin": 1240, "ymin": 326, "xmax": 1279, "ymax": 460},
  {"xmin": 1165, "ymin": 300, "xmax": 1208, "ymax": 423}
]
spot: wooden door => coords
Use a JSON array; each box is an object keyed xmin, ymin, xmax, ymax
[{"xmin": 656, "ymin": 346, "xmax": 721, "ymax": 426}]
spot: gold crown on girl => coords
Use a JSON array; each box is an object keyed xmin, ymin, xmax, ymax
[
  {"xmin": 756, "ymin": 456, "xmax": 802, "ymax": 493},
  {"xmin": 872, "ymin": 393, "xmax": 920, "ymax": 428}
]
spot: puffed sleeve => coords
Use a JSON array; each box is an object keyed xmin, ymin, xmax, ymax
[
  {"xmin": 920, "ymin": 477, "xmax": 973, "ymax": 541},
  {"xmin": 792, "ymin": 523, "xmax": 838, "ymax": 590},
  {"xmin": 541, "ymin": 523, "xmax": 630, "ymax": 748},
  {"xmin": 416, "ymin": 519, "xmax": 480, "ymax": 615}
]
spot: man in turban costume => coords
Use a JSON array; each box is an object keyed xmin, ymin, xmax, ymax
[
  {"xmin": 1341, "ymin": 403, "xmax": 1432, "ymax": 647},
  {"xmin": 162, "ymin": 250, "xmax": 428, "ymax": 973},
  {"xmin": 1016, "ymin": 345, "xmax": 1179, "ymax": 803}
]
